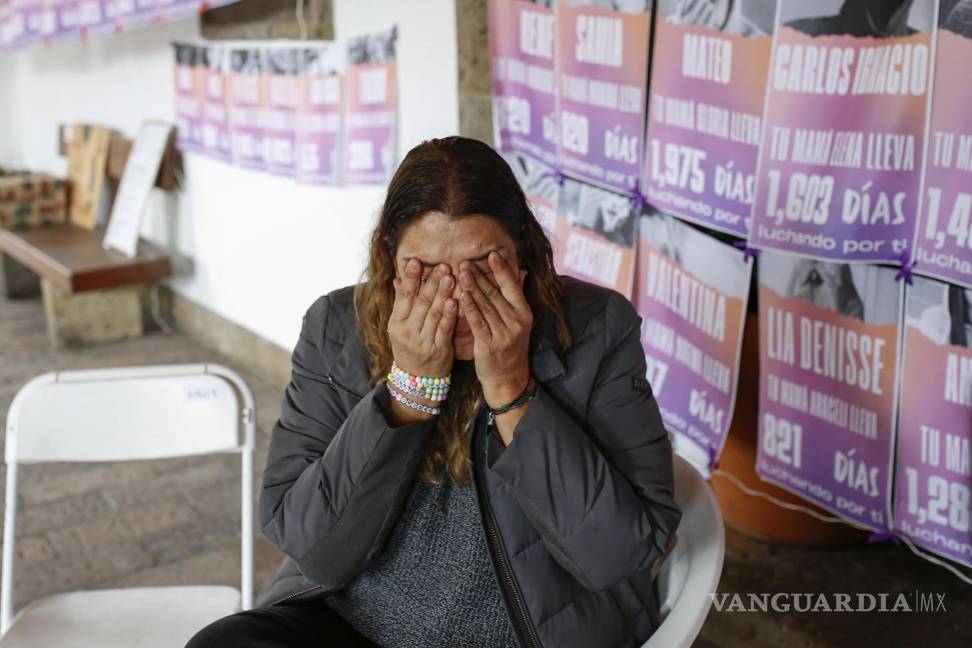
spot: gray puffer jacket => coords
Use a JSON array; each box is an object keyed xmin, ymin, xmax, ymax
[{"xmin": 258, "ymin": 275, "xmax": 681, "ymax": 648}]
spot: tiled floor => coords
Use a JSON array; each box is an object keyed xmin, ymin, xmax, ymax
[{"xmin": 1, "ymin": 286, "xmax": 969, "ymax": 647}]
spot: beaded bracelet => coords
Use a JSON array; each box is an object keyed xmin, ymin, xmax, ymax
[
  {"xmin": 388, "ymin": 361, "xmax": 451, "ymax": 400},
  {"xmin": 387, "ymin": 382, "xmax": 441, "ymax": 416}
]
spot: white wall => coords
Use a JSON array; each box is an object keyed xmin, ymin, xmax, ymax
[{"xmin": 0, "ymin": 0, "xmax": 460, "ymax": 350}]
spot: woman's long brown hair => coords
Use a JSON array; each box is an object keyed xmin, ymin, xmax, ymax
[{"xmin": 352, "ymin": 137, "xmax": 572, "ymax": 487}]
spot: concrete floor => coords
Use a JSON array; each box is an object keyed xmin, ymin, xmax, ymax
[{"xmin": 1, "ymin": 287, "xmax": 969, "ymax": 646}]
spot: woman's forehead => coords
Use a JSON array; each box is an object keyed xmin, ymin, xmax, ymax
[{"xmin": 397, "ymin": 213, "xmax": 515, "ymax": 264}]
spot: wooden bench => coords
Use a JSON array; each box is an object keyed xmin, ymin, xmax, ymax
[{"xmin": 0, "ymin": 126, "xmax": 181, "ymax": 348}]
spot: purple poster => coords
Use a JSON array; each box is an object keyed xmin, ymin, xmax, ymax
[
  {"xmin": 757, "ymin": 250, "xmax": 902, "ymax": 530},
  {"xmin": 173, "ymin": 42, "xmax": 204, "ymax": 154},
  {"xmin": 913, "ymin": 5, "xmax": 972, "ymax": 289},
  {"xmin": 295, "ymin": 43, "xmax": 345, "ymax": 186},
  {"xmin": 228, "ymin": 46, "xmax": 266, "ymax": 171},
  {"xmin": 201, "ymin": 45, "xmax": 232, "ymax": 162},
  {"xmin": 635, "ymin": 210, "xmax": 751, "ymax": 469},
  {"xmin": 342, "ymin": 28, "xmax": 397, "ymax": 185},
  {"xmin": 489, "ymin": 0, "xmax": 558, "ymax": 168},
  {"xmin": 893, "ymin": 276, "xmax": 972, "ymax": 567},
  {"xmin": 262, "ymin": 46, "xmax": 299, "ymax": 176},
  {"xmin": 643, "ymin": 1, "xmax": 776, "ymax": 236},
  {"xmin": 555, "ymin": 1, "xmax": 651, "ymax": 193},
  {"xmin": 749, "ymin": 1, "xmax": 936, "ymax": 263}
]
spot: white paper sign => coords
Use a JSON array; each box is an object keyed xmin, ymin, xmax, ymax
[{"xmin": 103, "ymin": 121, "xmax": 172, "ymax": 258}]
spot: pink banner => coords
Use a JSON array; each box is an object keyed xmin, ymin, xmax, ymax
[
  {"xmin": 262, "ymin": 47, "xmax": 300, "ymax": 177},
  {"xmin": 893, "ymin": 276, "xmax": 972, "ymax": 567},
  {"xmin": 556, "ymin": 2, "xmax": 650, "ymax": 193},
  {"xmin": 200, "ymin": 45, "xmax": 232, "ymax": 162},
  {"xmin": 174, "ymin": 42, "xmax": 203, "ymax": 154},
  {"xmin": 295, "ymin": 44, "xmax": 344, "ymax": 186},
  {"xmin": 228, "ymin": 46, "xmax": 266, "ymax": 171},
  {"xmin": 343, "ymin": 60, "xmax": 397, "ymax": 185},
  {"xmin": 757, "ymin": 251, "xmax": 902, "ymax": 531}
]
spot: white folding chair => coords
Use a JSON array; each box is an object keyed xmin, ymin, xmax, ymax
[
  {"xmin": 0, "ymin": 364, "xmax": 256, "ymax": 646},
  {"xmin": 642, "ymin": 453, "xmax": 725, "ymax": 648}
]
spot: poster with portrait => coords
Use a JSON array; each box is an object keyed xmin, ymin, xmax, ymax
[
  {"xmin": 913, "ymin": 2, "xmax": 972, "ymax": 289},
  {"xmin": 490, "ymin": 0, "xmax": 558, "ymax": 168},
  {"xmin": 343, "ymin": 28, "xmax": 398, "ymax": 185},
  {"xmin": 262, "ymin": 46, "xmax": 300, "ymax": 176},
  {"xmin": 554, "ymin": 176, "xmax": 637, "ymax": 297},
  {"xmin": 173, "ymin": 42, "xmax": 204, "ymax": 154},
  {"xmin": 228, "ymin": 46, "xmax": 267, "ymax": 171},
  {"xmin": 200, "ymin": 45, "xmax": 232, "ymax": 162},
  {"xmin": 757, "ymin": 250, "xmax": 902, "ymax": 530},
  {"xmin": 556, "ymin": 0, "xmax": 652, "ymax": 193},
  {"xmin": 643, "ymin": 0, "xmax": 776, "ymax": 236},
  {"xmin": 749, "ymin": 0, "xmax": 936, "ymax": 263},
  {"xmin": 635, "ymin": 210, "xmax": 751, "ymax": 468},
  {"xmin": 295, "ymin": 43, "xmax": 344, "ymax": 186},
  {"xmin": 892, "ymin": 275, "xmax": 972, "ymax": 567},
  {"xmin": 505, "ymin": 152, "xmax": 561, "ymax": 239}
]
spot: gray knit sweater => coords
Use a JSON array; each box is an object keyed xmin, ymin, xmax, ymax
[{"xmin": 323, "ymin": 462, "xmax": 520, "ymax": 648}]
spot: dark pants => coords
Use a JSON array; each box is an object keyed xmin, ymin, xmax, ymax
[{"xmin": 186, "ymin": 599, "xmax": 378, "ymax": 648}]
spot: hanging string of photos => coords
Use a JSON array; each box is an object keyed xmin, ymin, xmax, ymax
[
  {"xmin": 172, "ymin": 26, "xmax": 398, "ymax": 187},
  {"xmin": 0, "ymin": 0, "xmax": 239, "ymax": 51},
  {"xmin": 491, "ymin": 0, "xmax": 972, "ymax": 572}
]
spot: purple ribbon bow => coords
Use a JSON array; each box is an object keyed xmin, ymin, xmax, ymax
[
  {"xmin": 707, "ymin": 445, "xmax": 719, "ymax": 471},
  {"xmin": 733, "ymin": 240, "xmax": 761, "ymax": 262},
  {"xmin": 629, "ymin": 182, "xmax": 647, "ymax": 212},
  {"xmin": 894, "ymin": 248, "xmax": 918, "ymax": 285},
  {"xmin": 867, "ymin": 531, "xmax": 901, "ymax": 545},
  {"xmin": 539, "ymin": 168, "xmax": 565, "ymax": 186}
]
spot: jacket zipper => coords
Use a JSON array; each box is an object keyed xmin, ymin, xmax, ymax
[
  {"xmin": 475, "ymin": 413, "xmax": 542, "ymax": 648},
  {"xmin": 326, "ymin": 373, "xmax": 365, "ymax": 399},
  {"xmin": 268, "ymin": 584, "xmax": 325, "ymax": 607}
]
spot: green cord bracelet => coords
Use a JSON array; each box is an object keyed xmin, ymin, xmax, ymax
[{"xmin": 484, "ymin": 380, "xmax": 539, "ymax": 458}]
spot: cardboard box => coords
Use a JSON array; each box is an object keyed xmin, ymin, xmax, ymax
[{"xmin": 0, "ymin": 170, "xmax": 68, "ymax": 229}]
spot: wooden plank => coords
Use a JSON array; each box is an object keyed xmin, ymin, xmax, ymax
[
  {"xmin": 57, "ymin": 125, "xmax": 182, "ymax": 191},
  {"xmin": 0, "ymin": 224, "xmax": 171, "ymax": 293}
]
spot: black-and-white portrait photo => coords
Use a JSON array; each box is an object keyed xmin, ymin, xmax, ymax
[
  {"xmin": 781, "ymin": 0, "xmax": 934, "ymax": 38},
  {"xmin": 557, "ymin": 177, "xmax": 638, "ymax": 247}
]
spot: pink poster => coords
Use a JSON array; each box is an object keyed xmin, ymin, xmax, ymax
[
  {"xmin": 295, "ymin": 43, "xmax": 344, "ymax": 186},
  {"xmin": 757, "ymin": 251, "xmax": 902, "ymax": 530},
  {"xmin": 262, "ymin": 46, "xmax": 300, "ymax": 176},
  {"xmin": 228, "ymin": 46, "xmax": 266, "ymax": 171},
  {"xmin": 635, "ymin": 212, "xmax": 751, "ymax": 466},
  {"xmin": 489, "ymin": 0, "xmax": 558, "ymax": 168},
  {"xmin": 342, "ymin": 28, "xmax": 397, "ymax": 186},
  {"xmin": 556, "ymin": 1, "xmax": 650, "ymax": 193},
  {"xmin": 749, "ymin": 2, "xmax": 936, "ymax": 263},
  {"xmin": 554, "ymin": 176, "xmax": 637, "ymax": 299},
  {"xmin": 201, "ymin": 45, "xmax": 232, "ymax": 162},
  {"xmin": 174, "ymin": 42, "xmax": 204, "ymax": 154},
  {"xmin": 913, "ymin": 7, "xmax": 972, "ymax": 289},
  {"xmin": 643, "ymin": 2, "xmax": 776, "ymax": 237},
  {"xmin": 893, "ymin": 275, "xmax": 972, "ymax": 567}
]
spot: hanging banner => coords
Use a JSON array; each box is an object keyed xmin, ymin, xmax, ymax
[
  {"xmin": 913, "ymin": 5, "xmax": 972, "ymax": 289},
  {"xmin": 262, "ymin": 46, "xmax": 300, "ymax": 176},
  {"xmin": 505, "ymin": 151, "xmax": 560, "ymax": 238},
  {"xmin": 893, "ymin": 275, "xmax": 972, "ymax": 567},
  {"xmin": 635, "ymin": 209, "xmax": 751, "ymax": 465},
  {"xmin": 643, "ymin": 0, "xmax": 776, "ymax": 236},
  {"xmin": 228, "ymin": 45, "xmax": 267, "ymax": 171},
  {"xmin": 295, "ymin": 43, "xmax": 344, "ymax": 186},
  {"xmin": 174, "ymin": 42, "xmax": 203, "ymax": 154},
  {"xmin": 200, "ymin": 45, "xmax": 232, "ymax": 162},
  {"xmin": 489, "ymin": 0, "xmax": 558, "ymax": 168},
  {"xmin": 343, "ymin": 28, "xmax": 398, "ymax": 186},
  {"xmin": 556, "ymin": 0, "xmax": 651, "ymax": 193},
  {"xmin": 749, "ymin": 0, "xmax": 937, "ymax": 263},
  {"xmin": 757, "ymin": 250, "xmax": 902, "ymax": 530},
  {"xmin": 554, "ymin": 176, "xmax": 637, "ymax": 298}
]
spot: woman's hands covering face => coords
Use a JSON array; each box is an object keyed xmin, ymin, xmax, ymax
[
  {"xmin": 388, "ymin": 258, "xmax": 457, "ymax": 377},
  {"xmin": 457, "ymin": 250, "xmax": 534, "ymax": 406}
]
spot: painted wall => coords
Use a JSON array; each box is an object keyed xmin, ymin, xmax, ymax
[{"xmin": 0, "ymin": 0, "xmax": 460, "ymax": 350}]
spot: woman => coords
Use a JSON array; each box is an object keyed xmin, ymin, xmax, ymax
[{"xmin": 187, "ymin": 137, "xmax": 680, "ymax": 648}]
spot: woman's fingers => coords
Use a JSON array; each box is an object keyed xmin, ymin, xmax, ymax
[
  {"xmin": 460, "ymin": 266, "xmax": 505, "ymax": 333},
  {"xmin": 433, "ymin": 297, "xmax": 458, "ymax": 350},
  {"xmin": 460, "ymin": 290, "xmax": 491, "ymax": 340},
  {"xmin": 406, "ymin": 263, "xmax": 447, "ymax": 329},
  {"xmin": 391, "ymin": 258, "xmax": 422, "ymax": 322},
  {"xmin": 488, "ymin": 251, "xmax": 530, "ymax": 311},
  {"xmin": 420, "ymin": 272, "xmax": 455, "ymax": 340}
]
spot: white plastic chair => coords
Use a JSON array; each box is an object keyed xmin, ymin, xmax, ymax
[
  {"xmin": 641, "ymin": 453, "xmax": 725, "ymax": 648},
  {"xmin": 0, "ymin": 364, "xmax": 256, "ymax": 647}
]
